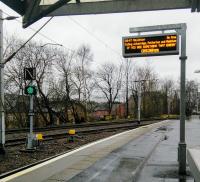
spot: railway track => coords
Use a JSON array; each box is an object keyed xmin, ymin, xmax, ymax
[
  {"xmin": 5, "ymin": 119, "xmax": 162, "ymax": 147},
  {"xmin": 6, "ymin": 118, "xmax": 163, "ymax": 134}
]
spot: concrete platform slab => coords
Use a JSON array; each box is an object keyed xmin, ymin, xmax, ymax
[
  {"xmin": 67, "ymin": 124, "xmax": 167, "ymax": 182},
  {"xmin": 137, "ymin": 117, "xmax": 200, "ymax": 182},
  {"xmin": 46, "ymin": 168, "xmax": 81, "ymax": 181}
]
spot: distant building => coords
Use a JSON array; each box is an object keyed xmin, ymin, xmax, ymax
[
  {"xmin": 111, "ymin": 103, "xmax": 126, "ymax": 118},
  {"xmin": 92, "ymin": 109, "xmax": 109, "ymax": 120}
]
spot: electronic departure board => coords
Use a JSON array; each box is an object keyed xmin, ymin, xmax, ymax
[{"xmin": 122, "ymin": 34, "xmax": 179, "ymax": 58}]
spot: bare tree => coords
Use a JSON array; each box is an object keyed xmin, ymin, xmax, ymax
[
  {"xmin": 185, "ymin": 80, "xmax": 197, "ymax": 116},
  {"xmin": 122, "ymin": 59, "xmax": 134, "ymax": 118},
  {"xmin": 53, "ymin": 49, "xmax": 76, "ymax": 123},
  {"xmin": 71, "ymin": 44, "xmax": 93, "ymax": 101},
  {"xmin": 95, "ymin": 62, "xmax": 122, "ymax": 114},
  {"xmin": 85, "ymin": 70, "xmax": 96, "ymax": 113},
  {"xmin": 53, "ymin": 45, "xmax": 94, "ymax": 123},
  {"xmin": 3, "ymin": 37, "xmax": 30, "ymax": 127},
  {"xmin": 129, "ymin": 64, "xmax": 159, "ymax": 118},
  {"xmin": 161, "ymin": 78, "xmax": 175, "ymax": 115},
  {"xmin": 4, "ymin": 38, "xmax": 58, "ymax": 126},
  {"xmin": 70, "ymin": 44, "xmax": 93, "ymax": 122}
]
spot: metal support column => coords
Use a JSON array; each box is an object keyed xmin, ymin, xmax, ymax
[
  {"xmin": 178, "ymin": 24, "xmax": 187, "ymax": 175},
  {"xmin": 197, "ymin": 89, "xmax": 199, "ymax": 113},
  {"xmin": 167, "ymin": 92, "xmax": 170, "ymax": 117},
  {"xmin": 0, "ymin": 10, "xmax": 5, "ymax": 154},
  {"xmin": 138, "ymin": 81, "xmax": 141, "ymax": 124},
  {"xmin": 27, "ymin": 81, "xmax": 35, "ymax": 150},
  {"xmin": 129, "ymin": 23, "xmax": 187, "ymax": 175},
  {"xmin": 126, "ymin": 70, "xmax": 129, "ymax": 118}
]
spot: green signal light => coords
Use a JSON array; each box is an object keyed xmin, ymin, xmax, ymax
[
  {"xmin": 27, "ymin": 87, "xmax": 34, "ymax": 94},
  {"xmin": 25, "ymin": 86, "xmax": 37, "ymax": 95}
]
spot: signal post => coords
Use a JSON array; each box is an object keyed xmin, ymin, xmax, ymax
[
  {"xmin": 24, "ymin": 68, "xmax": 37, "ymax": 150},
  {"xmin": 27, "ymin": 81, "xmax": 35, "ymax": 150}
]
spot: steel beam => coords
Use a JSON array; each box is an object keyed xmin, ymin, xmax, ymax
[
  {"xmin": 46, "ymin": 0, "xmax": 191, "ymax": 16},
  {"xmin": 23, "ymin": 0, "xmax": 70, "ymax": 28},
  {"xmin": 0, "ymin": 10, "xmax": 5, "ymax": 154},
  {"xmin": 0, "ymin": 0, "xmax": 25, "ymax": 15},
  {"xmin": 130, "ymin": 23, "xmax": 184, "ymax": 33}
]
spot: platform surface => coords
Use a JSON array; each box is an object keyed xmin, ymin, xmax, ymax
[
  {"xmin": 3, "ymin": 116, "xmax": 200, "ymax": 182},
  {"xmin": 67, "ymin": 117, "xmax": 198, "ymax": 182}
]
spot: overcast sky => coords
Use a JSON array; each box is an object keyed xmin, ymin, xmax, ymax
[{"xmin": 1, "ymin": 2, "xmax": 200, "ymax": 82}]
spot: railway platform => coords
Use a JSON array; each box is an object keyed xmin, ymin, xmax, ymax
[{"xmin": 2, "ymin": 117, "xmax": 200, "ymax": 182}]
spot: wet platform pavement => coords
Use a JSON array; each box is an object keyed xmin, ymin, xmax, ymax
[
  {"xmin": 44, "ymin": 120, "xmax": 168, "ymax": 182},
  {"xmin": 3, "ymin": 117, "xmax": 200, "ymax": 182},
  {"xmin": 67, "ymin": 117, "xmax": 200, "ymax": 182},
  {"xmin": 136, "ymin": 117, "xmax": 198, "ymax": 182}
]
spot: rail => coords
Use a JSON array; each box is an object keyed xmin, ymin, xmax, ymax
[
  {"xmin": 6, "ymin": 117, "xmax": 173, "ymax": 134},
  {"xmin": 5, "ymin": 120, "xmax": 160, "ymax": 146}
]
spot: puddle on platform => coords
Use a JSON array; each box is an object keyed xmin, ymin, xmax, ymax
[
  {"xmin": 155, "ymin": 125, "xmax": 174, "ymax": 133},
  {"xmin": 106, "ymin": 158, "xmax": 141, "ymax": 182},
  {"xmin": 157, "ymin": 126, "xmax": 168, "ymax": 131},
  {"xmin": 153, "ymin": 167, "xmax": 193, "ymax": 181},
  {"xmin": 187, "ymin": 115, "xmax": 200, "ymax": 122}
]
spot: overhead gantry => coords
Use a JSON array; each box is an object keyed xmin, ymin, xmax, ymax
[{"xmin": 0, "ymin": 0, "xmax": 199, "ymax": 28}]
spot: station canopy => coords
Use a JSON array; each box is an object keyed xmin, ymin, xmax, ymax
[{"xmin": 0, "ymin": 0, "xmax": 199, "ymax": 28}]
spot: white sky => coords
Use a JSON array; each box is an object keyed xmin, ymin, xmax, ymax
[{"xmin": 1, "ymin": 2, "xmax": 200, "ymax": 82}]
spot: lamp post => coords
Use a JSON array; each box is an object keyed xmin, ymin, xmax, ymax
[
  {"xmin": 196, "ymin": 87, "xmax": 199, "ymax": 114},
  {"xmin": 167, "ymin": 90, "xmax": 171, "ymax": 117},
  {"xmin": 132, "ymin": 80, "xmax": 145, "ymax": 124},
  {"xmin": 0, "ymin": 10, "xmax": 19, "ymax": 154},
  {"xmin": 134, "ymin": 79, "xmax": 158, "ymax": 124},
  {"xmin": 194, "ymin": 70, "xmax": 200, "ymax": 114}
]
